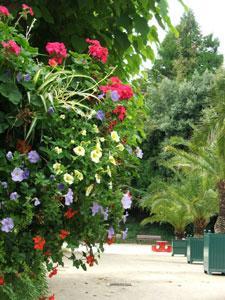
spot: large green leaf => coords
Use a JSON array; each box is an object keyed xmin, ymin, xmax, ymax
[{"xmin": 0, "ymin": 82, "xmax": 22, "ymax": 105}]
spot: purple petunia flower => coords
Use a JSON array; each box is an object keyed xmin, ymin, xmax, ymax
[
  {"xmin": 28, "ymin": 151, "xmax": 40, "ymax": 163},
  {"xmin": 111, "ymin": 90, "xmax": 120, "ymax": 102},
  {"xmin": 23, "ymin": 168, "xmax": 30, "ymax": 180},
  {"xmin": 121, "ymin": 192, "xmax": 132, "ymax": 209},
  {"xmin": 57, "ymin": 183, "xmax": 65, "ymax": 191},
  {"xmin": 96, "ymin": 110, "xmax": 105, "ymax": 121},
  {"xmin": 135, "ymin": 147, "xmax": 143, "ymax": 159},
  {"xmin": 48, "ymin": 106, "xmax": 55, "ymax": 115},
  {"xmin": 1, "ymin": 217, "xmax": 14, "ymax": 233},
  {"xmin": 65, "ymin": 188, "xmax": 73, "ymax": 206},
  {"xmin": 98, "ymin": 93, "xmax": 105, "ymax": 99},
  {"xmin": 10, "ymin": 192, "xmax": 20, "ymax": 201},
  {"xmin": 24, "ymin": 74, "xmax": 31, "ymax": 82},
  {"xmin": 122, "ymin": 211, "xmax": 129, "ymax": 223},
  {"xmin": 33, "ymin": 197, "xmax": 41, "ymax": 206},
  {"xmin": 108, "ymin": 226, "xmax": 115, "ymax": 239},
  {"xmin": 6, "ymin": 151, "xmax": 13, "ymax": 161},
  {"xmin": 91, "ymin": 202, "xmax": 102, "ymax": 216},
  {"xmin": 49, "ymin": 175, "xmax": 55, "ymax": 181},
  {"xmin": 122, "ymin": 228, "xmax": 128, "ymax": 240},
  {"xmin": 11, "ymin": 167, "xmax": 24, "ymax": 182},
  {"xmin": 1, "ymin": 182, "xmax": 8, "ymax": 189}
]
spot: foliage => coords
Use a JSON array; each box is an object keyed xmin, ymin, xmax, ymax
[
  {"xmin": 0, "ymin": 8, "xmax": 145, "ymax": 299},
  {"xmin": 141, "ymin": 171, "xmax": 218, "ymax": 237},
  {"xmin": 138, "ymin": 70, "xmax": 215, "ymax": 186},
  {"xmin": 149, "ymin": 10, "xmax": 223, "ymax": 82},
  {"xmin": 1, "ymin": 0, "xmax": 185, "ymax": 78}
]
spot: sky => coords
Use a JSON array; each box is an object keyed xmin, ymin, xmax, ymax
[{"xmin": 168, "ymin": 0, "xmax": 225, "ymax": 56}]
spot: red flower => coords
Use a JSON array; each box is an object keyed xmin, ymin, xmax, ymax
[
  {"xmin": 108, "ymin": 120, "xmax": 117, "ymax": 132},
  {"xmin": 33, "ymin": 236, "xmax": 46, "ymax": 250},
  {"xmin": 86, "ymin": 38, "xmax": 108, "ymax": 63},
  {"xmin": 112, "ymin": 105, "xmax": 127, "ymax": 121},
  {"xmin": 59, "ymin": 229, "xmax": 70, "ymax": 240},
  {"xmin": 0, "ymin": 276, "xmax": 4, "ymax": 285},
  {"xmin": 107, "ymin": 237, "xmax": 114, "ymax": 245},
  {"xmin": 64, "ymin": 208, "xmax": 78, "ymax": 219},
  {"xmin": 100, "ymin": 77, "xmax": 133, "ymax": 100},
  {"xmin": 22, "ymin": 4, "xmax": 34, "ymax": 16},
  {"xmin": 86, "ymin": 255, "xmax": 95, "ymax": 266},
  {"xmin": 1, "ymin": 40, "xmax": 21, "ymax": 56},
  {"xmin": 46, "ymin": 42, "xmax": 67, "ymax": 66},
  {"xmin": 0, "ymin": 6, "xmax": 10, "ymax": 16},
  {"xmin": 109, "ymin": 77, "xmax": 122, "ymax": 84},
  {"xmin": 48, "ymin": 267, "xmax": 58, "ymax": 278},
  {"xmin": 48, "ymin": 58, "xmax": 58, "ymax": 67},
  {"xmin": 44, "ymin": 250, "xmax": 52, "ymax": 257},
  {"xmin": 48, "ymin": 295, "xmax": 55, "ymax": 300}
]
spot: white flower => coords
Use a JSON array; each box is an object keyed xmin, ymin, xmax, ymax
[
  {"xmin": 93, "ymin": 124, "xmax": 99, "ymax": 133},
  {"xmin": 91, "ymin": 149, "xmax": 102, "ymax": 163},
  {"xmin": 95, "ymin": 174, "xmax": 101, "ymax": 184},
  {"xmin": 73, "ymin": 146, "xmax": 85, "ymax": 156},
  {"xmin": 111, "ymin": 131, "xmax": 120, "ymax": 142},
  {"xmin": 60, "ymin": 114, "xmax": 65, "ymax": 119},
  {"xmin": 80, "ymin": 130, "xmax": 87, "ymax": 136},
  {"xmin": 74, "ymin": 170, "xmax": 84, "ymax": 181},
  {"xmin": 53, "ymin": 163, "xmax": 63, "ymax": 174},
  {"xmin": 96, "ymin": 142, "xmax": 102, "ymax": 151},
  {"xmin": 63, "ymin": 173, "xmax": 74, "ymax": 185},
  {"xmin": 70, "ymin": 139, "xmax": 75, "ymax": 144},
  {"xmin": 86, "ymin": 184, "xmax": 94, "ymax": 196},
  {"xmin": 108, "ymin": 182, "xmax": 113, "ymax": 190},
  {"xmin": 109, "ymin": 155, "xmax": 117, "ymax": 165},
  {"xmin": 54, "ymin": 147, "xmax": 62, "ymax": 154},
  {"xmin": 116, "ymin": 143, "xmax": 125, "ymax": 151},
  {"xmin": 100, "ymin": 137, "xmax": 105, "ymax": 142}
]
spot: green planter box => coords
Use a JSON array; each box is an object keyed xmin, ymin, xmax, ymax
[
  {"xmin": 204, "ymin": 233, "xmax": 225, "ymax": 274},
  {"xmin": 172, "ymin": 239, "xmax": 187, "ymax": 256},
  {"xmin": 187, "ymin": 237, "xmax": 204, "ymax": 263}
]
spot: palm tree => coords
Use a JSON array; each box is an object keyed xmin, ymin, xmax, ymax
[
  {"xmin": 141, "ymin": 189, "xmax": 192, "ymax": 239},
  {"xmin": 141, "ymin": 172, "xmax": 218, "ymax": 237}
]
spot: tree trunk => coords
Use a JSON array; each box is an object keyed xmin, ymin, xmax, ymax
[
  {"xmin": 193, "ymin": 218, "xmax": 207, "ymax": 237},
  {"xmin": 175, "ymin": 230, "xmax": 185, "ymax": 239},
  {"xmin": 214, "ymin": 180, "xmax": 225, "ymax": 233}
]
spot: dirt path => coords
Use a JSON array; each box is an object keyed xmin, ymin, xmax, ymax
[{"xmin": 49, "ymin": 244, "xmax": 225, "ymax": 300}]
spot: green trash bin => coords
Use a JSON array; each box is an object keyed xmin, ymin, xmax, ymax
[
  {"xmin": 172, "ymin": 239, "xmax": 187, "ymax": 256},
  {"xmin": 187, "ymin": 237, "xmax": 204, "ymax": 263},
  {"xmin": 204, "ymin": 232, "xmax": 225, "ymax": 274}
]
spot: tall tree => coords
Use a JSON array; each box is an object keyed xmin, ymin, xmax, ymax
[{"xmin": 149, "ymin": 10, "xmax": 223, "ymax": 82}]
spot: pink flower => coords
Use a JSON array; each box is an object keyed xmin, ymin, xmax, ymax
[
  {"xmin": 86, "ymin": 38, "xmax": 108, "ymax": 63},
  {"xmin": 46, "ymin": 42, "xmax": 67, "ymax": 66},
  {"xmin": 22, "ymin": 4, "xmax": 34, "ymax": 16},
  {"xmin": 2, "ymin": 40, "xmax": 21, "ymax": 56},
  {"xmin": 100, "ymin": 77, "xmax": 133, "ymax": 100},
  {"xmin": 0, "ymin": 6, "xmax": 9, "ymax": 16}
]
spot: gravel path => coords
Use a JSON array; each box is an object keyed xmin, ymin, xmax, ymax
[{"xmin": 49, "ymin": 244, "xmax": 225, "ymax": 300}]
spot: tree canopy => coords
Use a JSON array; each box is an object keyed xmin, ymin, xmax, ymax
[{"xmin": 149, "ymin": 10, "xmax": 223, "ymax": 82}]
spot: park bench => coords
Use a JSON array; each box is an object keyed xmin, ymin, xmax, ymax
[{"xmin": 136, "ymin": 234, "xmax": 161, "ymax": 244}]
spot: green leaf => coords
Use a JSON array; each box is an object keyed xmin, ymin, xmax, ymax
[{"xmin": 0, "ymin": 83, "xmax": 22, "ymax": 105}]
